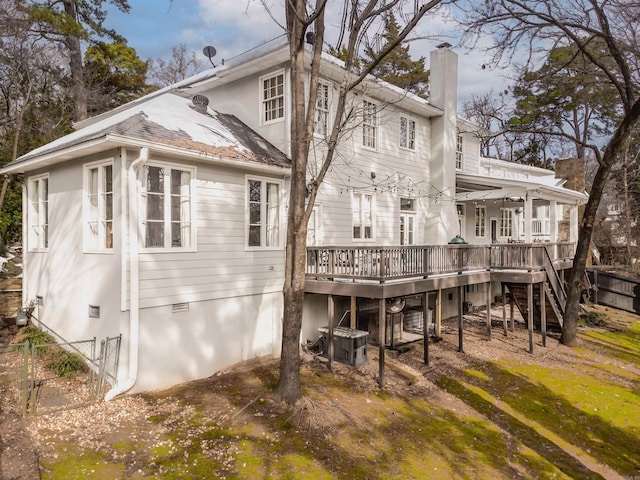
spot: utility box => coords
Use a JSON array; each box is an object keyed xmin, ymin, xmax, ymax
[{"xmin": 318, "ymin": 326, "xmax": 368, "ymax": 367}]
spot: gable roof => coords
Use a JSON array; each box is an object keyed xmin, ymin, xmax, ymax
[{"xmin": 1, "ymin": 93, "xmax": 290, "ymax": 175}]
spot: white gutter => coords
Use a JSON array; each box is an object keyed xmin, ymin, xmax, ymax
[{"xmin": 105, "ymin": 146, "xmax": 148, "ymax": 400}]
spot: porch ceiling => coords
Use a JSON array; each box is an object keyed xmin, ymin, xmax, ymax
[{"xmin": 455, "ymin": 175, "xmax": 587, "ymax": 204}]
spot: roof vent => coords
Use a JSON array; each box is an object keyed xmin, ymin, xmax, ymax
[{"xmin": 192, "ymin": 94, "xmax": 209, "ymax": 114}]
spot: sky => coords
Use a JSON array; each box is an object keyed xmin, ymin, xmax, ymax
[{"xmin": 103, "ymin": 0, "xmax": 510, "ymax": 103}]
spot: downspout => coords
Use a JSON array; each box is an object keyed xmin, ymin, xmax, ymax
[{"xmin": 105, "ymin": 147, "xmax": 148, "ymax": 400}]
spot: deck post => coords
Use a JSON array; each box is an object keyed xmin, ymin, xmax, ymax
[
  {"xmin": 328, "ymin": 295, "xmax": 335, "ymax": 371},
  {"xmin": 423, "ymin": 291, "xmax": 429, "ymax": 365},
  {"xmin": 509, "ymin": 295, "xmax": 515, "ymax": 332},
  {"xmin": 458, "ymin": 285, "xmax": 464, "ymax": 353},
  {"xmin": 527, "ymin": 283, "xmax": 534, "ymax": 354},
  {"xmin": 378, "ymin": 298, "xmax": 386, "ymax": 388},
  {"xmin": 486, "ymin": 281, "xmax": 492, "ymax": 341},
  {"xmin": 350, "ymin": 296, "xmax": 357, "ymax": 329},
  {"xmin": 501, "ymin": 283, "xmax": 508, "ymax": 336},
  {"xmin": 540, "ymin": 282, "xmax": 547, "ymax": 348},
  {"xmin": 436, "ymin": 289, "xmax": 442, "ymax": 337}
]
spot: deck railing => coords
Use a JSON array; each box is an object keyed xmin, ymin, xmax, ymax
[{"xmin": 306, "ymin": 242, "xmax": 575, "ymax": 282}]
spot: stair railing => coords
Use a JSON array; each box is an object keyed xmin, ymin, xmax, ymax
[{"xmin": 542, "ymin": 245, "xmax": 566, "ymax": 315}]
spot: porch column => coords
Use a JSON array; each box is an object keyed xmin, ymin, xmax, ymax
[
  {"xmin": 328, "ymin": 295, "xmax": 335, "ymax": 371},
  {"xmin": 378, "ymin": 298, "xmax": 386, "ymax": 388},
  {"xmin": 549, "ymin": 200, "xmax": 558, "ymax": 258},
  {"xmin": 523, "ymin": 193, "xmax": 533, "ymax": 243},
  {"xmin": 510, "ymin": 294, "xmax": 515, "ymax": 331},
  {"xmin": 569, "ymin": 204, "xmax": 579, "ymax": 243}
]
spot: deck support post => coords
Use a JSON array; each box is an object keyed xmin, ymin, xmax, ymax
[
  {"xmin": 527, "ymin": 283, "xmax": 534, "ymax": 354},
  {"xmin": 328, "ymin": 295, "xmax": 335, "ymax": 371},
  {"xmin": 540, "ymin": 282, "xmax": 547, "ymax": 348},
  {"xmin": 458, "ymin": 285, "xmax": 464, "ymax": 353},
  {"xmin": 378, "ymin": 298, "xmax": 386, "ymax": 388},
  {"xmin": 486, "ymin": 281, "xmax": 492, "ymax": 341},
  {"xmin": 510, "ymin": 294, "xmax": 515, "ymax": 332},
  {"xmin": 350, "ymin": 296, "xmax": 357, "ymax": 329},
  {"xmin": 436, "ymin": 289, "xmax": 442, "ymax": 337},
  {"xmin": 501, "ymin": 283, "xmax": 508, "ymax": 336},
  {"xmin": 423, "ymin": 291, "xmax": 429, "ymax": 365}
]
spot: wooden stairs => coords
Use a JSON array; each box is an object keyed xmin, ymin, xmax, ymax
[{"xmin": 505, "ymin": 247, "xmax": 567, "ymax": 332}]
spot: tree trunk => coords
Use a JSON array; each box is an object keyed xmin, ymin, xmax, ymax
[
  {"xmin": 63, "ymin": 0, "xmax": 88, "ymax": 121},
  {"xmin": 562, "ymin": 97, "xmax": 640, "ymax": 345}
]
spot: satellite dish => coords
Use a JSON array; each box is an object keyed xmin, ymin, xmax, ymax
[{"xmin": 203, "ymin": 45, "xmax": 217, "ymax": 67}]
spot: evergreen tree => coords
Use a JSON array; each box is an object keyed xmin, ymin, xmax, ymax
[{"xmin": 363, "ymin": 13, "xmax": 430, "ymax": 97}]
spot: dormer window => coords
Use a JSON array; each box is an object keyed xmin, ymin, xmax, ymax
[{"xmin": 261, "ymin": 71, "xmax": 285, "ymax": 125}]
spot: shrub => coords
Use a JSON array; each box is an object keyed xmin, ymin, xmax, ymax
[
  {"xmin": 46, "ymin": 350, "xmax": 89, "ymax": 379},
  {"xmin": 578, "ymin": 310, "xmax": 608, "ymax": 327},
  {"xmin": 13, "ymin": 325, "xmax": 55, "ymax": 353}
]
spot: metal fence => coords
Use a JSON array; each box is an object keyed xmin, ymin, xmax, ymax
[
  {"xmin": 586, "ymin": 269, "xmax": 640, "ymax": 314},
  {"xmin": 0, "ymin": 331, "xmax": 121, "ymax": 416}
]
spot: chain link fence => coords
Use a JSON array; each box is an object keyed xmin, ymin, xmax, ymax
[{"xmin": 0, "ymin": 325, "xmax": 121, "ymax": 416}]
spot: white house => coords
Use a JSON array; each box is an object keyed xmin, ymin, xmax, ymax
[{"xmin": 1, "ymin": 37, "xmax": 586, "ymax": 394}]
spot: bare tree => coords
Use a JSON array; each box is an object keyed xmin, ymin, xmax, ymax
[
  {"xmin": 277, "ymin": 0, "xmax": 444, "ymax": 404},
  {"xmin": 149, "ymin": 43, "xmax": 206, "ymax": 87},
  {"xmin": 462, "ymin": 0, "xmax": 640, "ymax": 346}
]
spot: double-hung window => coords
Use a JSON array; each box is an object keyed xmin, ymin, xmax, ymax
[
  {"xmin": 362, "ymin": 100, "xmax": 377, "ymax": 149},
  {"xmin": 353, "ymin": 192, "xmax": 374, "ymax": 240},
  {"xmin": 500, "ymin": 208, "xmax": 513, "ymax": 237},
  {"xmin": 247, "ymin": 177, "xmax": 281, "ymax": 248},
  {"xmin": 28, "ymin": 174, "xmax": 49, "ymax": 251},
  {"xmin": 314, "ymin": 82, "xmax": 330, "ymax": 137},
  {"xmin": 399, "ymin": 115, "xmax": 416, "ymax": 150},
  {"xmin": 85, "ymin": 161, "xmax": 113, "ymax": 251},
  {"xmin": 455, "ymin": 131, "xmax": 463, "ymax": 170},
  {"xmin": 475, "ymin": 205, "xmax": 486, "ymax": 238},
  {"xmin": 261, "ymin": 71, "xmax": 284, "ymax": 124},
  {"xmin": 142, "ymin": 164, "xmax": 194, "ymax": 250}
]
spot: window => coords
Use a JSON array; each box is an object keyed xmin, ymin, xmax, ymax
[
  {"xmin": 362, "ymin": 100, "xmax": 377, "ymax": 149},
  {"xmin": 500, "ymin": 208, "xmax": 513, "ymax": 237},
  {"xmin": 247, "ymin": 177, "xmax": 281, "ymax": 248},
  {"xmin": 455, "ymin": 131, "xmax": 463, "ymax": 170},
  {"xmin": 399, "ymin": 115, "xmax": 416, "ymax": 150},
  {"xmin": 400, "ymin": 198, "xmax": 416, "ymax": 245},
  {"xmin": 85, "ymin": 162, "xmax": 113, "ymax": 251},
  {"xmin": 475, "ymin": 206, "xmax": 486, "ymax": 238},
  {"xmin": 314, "ymin": 82, "xmax": 330, "ymax": 137},
  {"xmin": 28, "ymin": 175, "xmax": 49, "ymax": 250},
  {"xmin": 307, "ymin": 205, "xmax": 322, "ymax": 246},
  {"xmin": 261, "ymin": 71, "xmax": 284, "ymax": 124},
  {"xmin": 142, "ymin": 164, "xmax": 194, "ymax": 250},
  {"xmin": 353, "ymin": 192, "xmax": 374, "ymax": 240}
]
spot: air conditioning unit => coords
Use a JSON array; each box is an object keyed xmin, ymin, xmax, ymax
[{"xmin": 317, "ymin": 326, "xmax": 368, "ymax": 367}]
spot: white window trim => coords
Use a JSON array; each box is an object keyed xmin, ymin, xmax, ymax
[
  {"xmin": 306, "ymin": 203, "xmax": 323, "ymax": 246},
  {"xmin": 140, "ymin": 161, "xmax": 197, "ymax": 253},
  {"xmin": 28, "ymin": 173, "xmax": 49, "ymax": 252},
  {"xmin": 313, "ymin": 81, "xmax": 331, "ymax": 139},
  {"xmin": 245, "ymin": 175, "xmax": 284, "ymax": 251},
  {"xmin": 362, "ymin": 99, "xmax": 378, "ymax": 151},
  {"xmin": 83, "ymin": 159, "xmax": 114, "ymax": 254},
  {"xmin": 352, "ymin": 191, "xmax": 376, "ymax": 241},
  {"xmin": 500, "ymin": 207, "xmax": 514, "ymax": 238},
  {"xmin": 455, "ymin": 131, "xmax": 463, "ymax": 171},
  {"xmin": 399, "ymin": 114, "xmax": 417, "ymax": 151},
  {"xmin": 474, "ymin": 205, "xmax": 486, "ymax": 238},
  {"xmin": 259, "ymin": 70, "xmax": 286, "ymax": 126}
]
